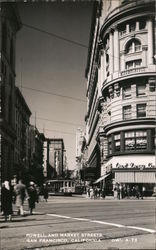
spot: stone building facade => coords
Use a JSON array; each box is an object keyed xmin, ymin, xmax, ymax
[
  {"xmin": 84, "ymin": 0, "xmax": 156, "ymax": 195},
  {"xmin": 14, "ymin": 86, "xmax": 31, "ymax": 181},
  {"xmin": 0, "ymin": 3, "xmax": 22, "ymax": 182}
]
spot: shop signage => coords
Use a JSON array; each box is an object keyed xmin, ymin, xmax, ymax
[{"xmin": 115, "ymin": 162, "xmax": 155, "ymax": 170}]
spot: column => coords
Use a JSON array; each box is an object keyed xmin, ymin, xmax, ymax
[
  {"xmin": 126, "ymin": 24, "xmax": 129, "ymax": 33},
  {"xmin": 147, "ymin": 18, "xmax": 153, "ymax": 65},
  {"xmin": 114, "ymin": 28, "xmax": 119, "ymax": 72},
  {"xmin": 109, "ymin": 31, "xmax": 114, "ymax": 74},
  {"xmin": 100, "ymin": 49, "xmax": 104, "ymax": 84},
  {"xmin": 136, "ymin": 21, "xmax": 139, "ymax": 31},
  {"xmin": 103, "ymin": 50, "xmax": 106, "ymax": 80}
]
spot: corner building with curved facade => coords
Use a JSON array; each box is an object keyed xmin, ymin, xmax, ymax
[{"xmin": 85, "ymin": 0, "xmax": 156, "ymax": 195}]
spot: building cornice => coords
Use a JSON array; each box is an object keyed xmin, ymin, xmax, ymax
[
  {"xmin": 104, "ymin": 118, "xmax": 155, "ymax": 134},
  {"xmin": 100, "ymin": 1, "xmax": 155, "ymax": 42}
]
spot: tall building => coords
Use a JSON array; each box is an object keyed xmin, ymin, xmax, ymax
[
  {"xmin": 46, "ymin": 138, "xmax": 65, "ymax": 179},
  {"xmin": 85, "ymin": 0, "xmax": 156, "ymax": 195},
  {"xmin": 29, "ymin": 125, "xmax": 45, "ymax": 185},
  {"xmin": 14, "ymin": 86, "xmax": 31, "ymax": 181},
  {"xmin": 0, "ymin": 3, "xmax": 22, "ymax": 182}
]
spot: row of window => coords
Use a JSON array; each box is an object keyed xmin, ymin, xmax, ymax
[
  {"xmin": 123, "ymin": 103, "xmax": 146, "ymax": 120},
  {"xmin": 108, "ymin": 129, "xmax": 155, "ymax": 155},
  {"xmin": 119, "ymin": 19, "xmax": 146, "ymax": 36},
  {"xmin": 123, "ymin": 83, "xmax": 146, "ymax": 99}
]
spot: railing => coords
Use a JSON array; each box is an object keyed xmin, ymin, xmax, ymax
[{"xmin": 121, "ymin": 67, "xmax": 146, "ymax": 76}]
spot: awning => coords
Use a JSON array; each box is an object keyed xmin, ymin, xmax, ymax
[
  {"xmin": 115, "ymin": 172, "xmax": 156, "ymax": 183},
  {"xmin": 105, "ymin": 155, "xmax": 155, "ymax": 170},
  {"xmin": 93, "ymin": 173, "xmax": 110, "ymax": 184}
]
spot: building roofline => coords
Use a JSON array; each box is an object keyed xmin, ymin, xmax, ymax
[{"xmin": 15, "ymin": 86, "xmax": 32, "ymax": 116}]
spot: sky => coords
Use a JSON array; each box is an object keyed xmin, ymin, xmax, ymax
[{"xmin": 16, "ymin": 1, "xmax": 93, "ymax": 170}]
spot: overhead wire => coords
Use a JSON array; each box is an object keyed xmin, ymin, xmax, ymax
[
  {"xmin": 31, "ymin": 116, "xmax": 85, "ymax": 127},
  {"xmin": 38, "ymin": 127, "xmax": 76, "ymax": 136},
  {"xmin": 17, "ymin": 85, "xmax": 87, "ymax": 103},
  {"xmin": 22, "ymin": 22, "xmax": 89, "ymax": 49}
]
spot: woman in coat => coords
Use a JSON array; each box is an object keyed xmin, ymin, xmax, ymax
[
  {"xmin": 1, "ymin": 181, "xmax": 13, "ymax": 221},
  {"xmin": 27, "ymin": 182, "xmax": 37, "ymax": 215}
]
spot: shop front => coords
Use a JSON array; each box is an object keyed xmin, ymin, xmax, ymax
[{"xmin": 105, "ymin": 155, "xmax": 156, "ymax": 196}]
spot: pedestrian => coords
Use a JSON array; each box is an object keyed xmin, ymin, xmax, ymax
[
  {"xmin": 27, "ymin": 182, "xmax": 38, "ymax": 214},
  {"xmin": 93, "ymin": 187, "xmax": 98, "ymax": 200},
  {"xmin": 101, "ymin": 188, "xmax": 106, "ymax": 199},
  {"xmin": 127, "ymin": 186, "xmax": 130, "ymax": 198},
  {"xmin": 14, "ymin": 179, "xmax": 27, "ymax": 216},
  {"xmin": 117, "ymin": 186, "xmax": 120, "ymax": 200},
  {"xmin": 42, "ymin": 184, "xmax": 49, "ymax": 202},
  {"xmin": 87, "ymin": 187, "xmax": 90, "ymax": 198},
  {"xmin": 114, "ymin": 187, "xmax": 118, "ymax": 199},
  {"xmin": 132, "ymin": 186, "xmax": 136, "ymax": 199},
  {"xmin": 141, "ymin": 186, "xmax": 146, "ymax": 199},
  {"xmin": 1, "ymin": 181, "xmax": 13, "ymax": 221},
  {"xmin": 136, "ymin": 186, "xmax": 140, "ymax": 199},
  {"xmin": 90, "ymin": 187, "xmax": 94, "ymax": 199}
]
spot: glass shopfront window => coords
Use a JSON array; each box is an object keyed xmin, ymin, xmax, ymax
[
  {"xmin": 124, "ymin": 130, "xmax": 147, "ymax": 151},
  {"xmin": 107, "ymin": 129, "xmax": 153, "ymax": 155}
]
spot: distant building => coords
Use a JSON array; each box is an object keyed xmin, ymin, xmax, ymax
[
  {"xmin": 46, "ymin": 138, "xmax": 65, "ymax": 179},
  {"xmin": 84, "ymin": 0, "xmax": 156, "ymax": 195},
  {"xmin": 14, "ymin": 86, "xmax": 31, "ymax": 181},
  {"xmin": 0, "ymin": 3, "xmax": 22, "ymax": 182},
  {"xmin": 28, "ymin": 125, "xmax": 45, "ymax": 185}
]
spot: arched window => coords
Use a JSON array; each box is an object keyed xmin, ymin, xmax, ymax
[{"xmin": 126, "ymin": 39, "xmax": 141, "ymax": 54}]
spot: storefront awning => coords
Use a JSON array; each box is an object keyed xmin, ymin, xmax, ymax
[
  {"xmin": 115, "ymin": 172, "xmax": 156, "ymax": 183},
  {"xmin": 105, "ymin": 155, "xmax": 155, "ymax": 171},
  {"xmin": 93, "ymin": 173, "xmax": 110, "ymax": 184}
]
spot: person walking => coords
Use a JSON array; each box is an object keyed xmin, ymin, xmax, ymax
[
  {"xmin": 14, "ymin": 179, "xmax": 27, "ymax": 216},
  {"xmin": 141, "ymin": 186, "xmax": 146, "ymax": 199},
  {"xmin": 42, "ymin": 184, "xmax": 49, "ymax": 202},
  {"xmin": 1, "ymin": 181, "xmax": 13, "ymax": 221},
  {"xmin": 90, "ymin": 187, "xmax": 94, "ymax": 199},
  {"xmin": 27, "ymin": 182, "xmax": 38, "ymax": 215},
  {"xmin": 101, "ymin": 187, "xmax": 106, "ymax": 199}
]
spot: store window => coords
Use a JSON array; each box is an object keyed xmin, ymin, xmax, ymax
[
  {"xmin": 136, "ymin": 131, "xmax": 147, "ymax": 150},
  {"xmin": 126, "ymin": 60, "xmax": 142, "ymax": 70},
  {"xmin": 124, "ymin": 131, "xmax": 147, "ymax": 151},
  {"xmin": 126, "ymin": 39, "xmax": 141, "ymax": 54},
  {"xmin": 137, "ymin": 83, "xmax": 146, "ymax": 96},
  {"xmin": 114, "ymin": 134, "xmax": 120, "ymax": 151},
  {"xmin": 125, "ymin": 131, "xmax": 135, "ymax": 151},
  {"xmin": 123, "ymin": 85, "xmax": 131, "ymax": 99},
  {"xmin": 123, "ymin": 105, "xmax": 132, "ymax": 120},
  {"xmin": 137, "ymin": 103, "xmax": 146, "ymax": 118}
]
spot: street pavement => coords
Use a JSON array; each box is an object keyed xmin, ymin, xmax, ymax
[{"xmin": 0, "ymin": 195, "xmax": 156, "ymax": 250}]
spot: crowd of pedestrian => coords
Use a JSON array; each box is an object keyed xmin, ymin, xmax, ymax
[
  {"xmin": 85, "ymin": 184, "xmax": 146, "ymax": 201},
  {"xmin": 113, "ymin": 184, "xmax": 146, "ymax": 200},
  {"xmin": 1, "ymin": 179, "xmax": 49, "ymax": 222},
  {"xmin": 86, "ymin": 186, "xmax": 106, "ymax": 199}
]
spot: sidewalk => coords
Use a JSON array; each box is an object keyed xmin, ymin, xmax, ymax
[{"xmin": 79, "ymin": 194, "xmax": 156, "ymax": 200}]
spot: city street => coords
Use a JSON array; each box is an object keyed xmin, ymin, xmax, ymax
[{"xmin": 1, "ymin": 195, "xmax": 155, "ymax": 250}]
